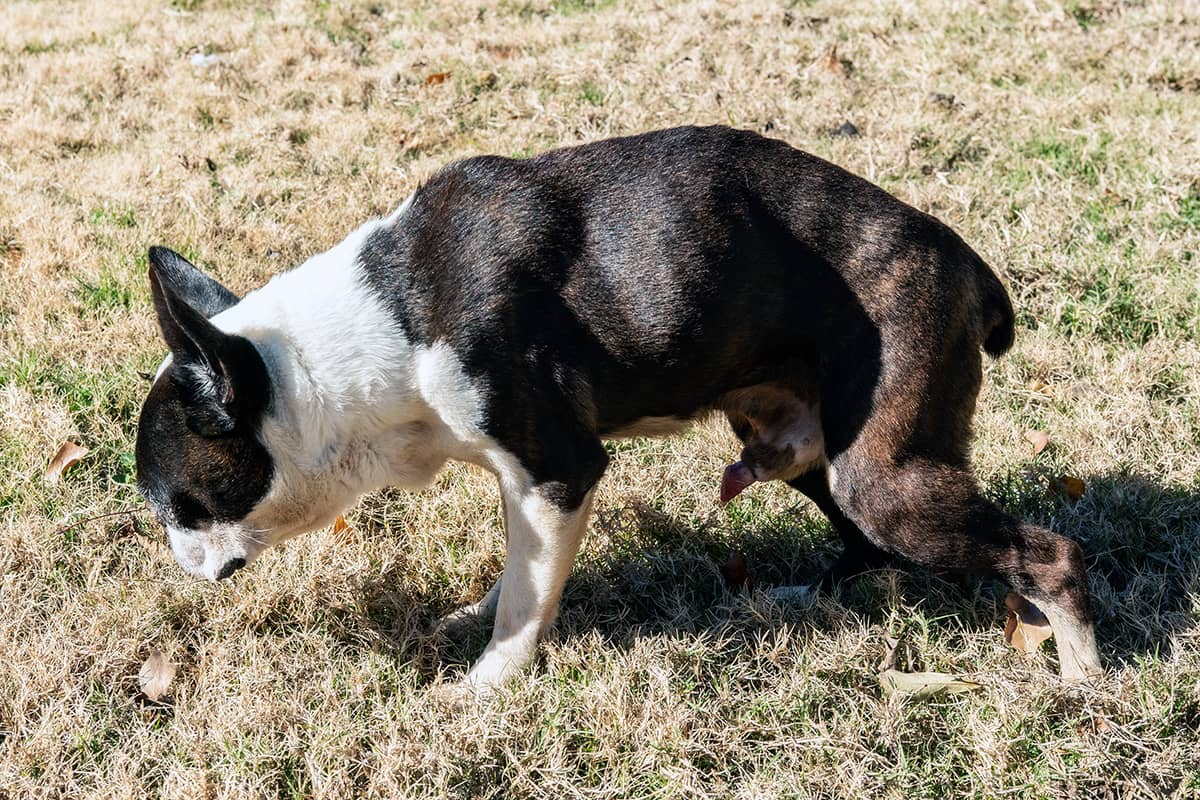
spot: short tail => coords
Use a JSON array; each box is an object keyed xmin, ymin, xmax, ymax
[{"xmin": 979, "ymin": 264, "xmax": 1015, "ymax": 357}]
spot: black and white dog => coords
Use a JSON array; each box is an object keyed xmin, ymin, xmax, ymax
[{"xmin": 136, "ymin": 126, "xmax": 1102, "ymax": 687}]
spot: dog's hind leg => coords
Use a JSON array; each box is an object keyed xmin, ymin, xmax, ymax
[
  {"xmin": 786, "ymin": 469, "xmax": 893, "ymax": 590},
  {"xmin": 829, "ymin": 454, "xmax": 1101, "ymax": 681}
]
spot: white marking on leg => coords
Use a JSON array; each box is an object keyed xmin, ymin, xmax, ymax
[{"xmin": 466, "ymin": 484, "xmax": 595, "ymax": 691}]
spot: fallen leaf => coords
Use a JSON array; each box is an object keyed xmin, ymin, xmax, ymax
[
  {"xmin": 1027, "ymin": 379, "xmax": 1051, "ymax": 395},
  {"xmin": 879, "ymin": 669, "xmax": 983, "ymax": 699},
  {"xmin": 424, "ymin": 71, "xmax": 449, "ymax": 86},
  {"xmin": 1004, "ymin": 592, "xmax": 1054, "ymax": 654},
  {"xmin": 44, "ymin": 441, "xmax": 89, "ymax": 484},
  {"xmin": 138, "ymin": 649, "xmax": 176, "ymax": 702},
  {"xmin": 1024, "ymin": 429, "xmax": 1050, "ymax": 456},
  {"xmin": 822, "ymin": 44, "xmax": 845, "ymax": 75},
  {"xmin": 720, "ymin": 553, "xmax": 754, "ymax": 591},
  {"xmin": 1049, "ymin": 475, "xmax": 1087, "ymax": 502},
  {"xmin": 331, "ymin": 514, "xmax": 354, "ymax": 543},
  {"xmin": 1076, "ymin": 715, "xmax": 1112, "ymax": 736}
]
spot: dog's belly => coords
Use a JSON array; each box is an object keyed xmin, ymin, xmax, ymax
[{"xmin": 603, "ymin": 415, "xmax": 695, "ymax": 439}]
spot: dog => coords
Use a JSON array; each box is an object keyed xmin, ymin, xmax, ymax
[{"xmin": 135, "ymin": 125, "xmax": 1102, "ymax": 687}]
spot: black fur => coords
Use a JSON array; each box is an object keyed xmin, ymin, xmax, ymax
[
  {"xmin": 359, "ymin": 126, "xmax": 1004, "ymax": 494},
  {"xmin": 357, "ymin": 126, "xmax": 1092, "ymax": 650},
  {"xmin": 137, "ymin": 252, "xmax": 273, "ymax": 529},
  {"xmin": 149, "ymin": 246, "xmax": 240, "ymax": 318}
]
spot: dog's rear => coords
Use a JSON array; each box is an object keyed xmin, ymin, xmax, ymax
[{"xmin": 978, "ymin": 257, "xmax": 1015, "ymax": 357}]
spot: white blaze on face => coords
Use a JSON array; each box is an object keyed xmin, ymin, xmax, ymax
[{"xmin": 164, "ymin": 522, "xmax": 256, "ymax": 581}]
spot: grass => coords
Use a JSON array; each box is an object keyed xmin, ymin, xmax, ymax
[{"xmin": 2, "ymin": 0, "xmax": 1200, "ymax": 797}]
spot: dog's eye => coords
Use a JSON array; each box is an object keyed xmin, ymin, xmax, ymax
[{"xmin": 172, "ymin": 492, "xmax": 211, "ymax": 528}]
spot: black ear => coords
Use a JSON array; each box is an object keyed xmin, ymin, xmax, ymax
[
  {"xmin": 149, "ymin": 256, "xmax": 269, "ymax": 437},
  {"xmin": 148, "ymin": 246, "xmax": 239, "ymax": 318}
]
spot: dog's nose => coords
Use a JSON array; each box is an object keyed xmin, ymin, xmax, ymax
[{"xmin": 215, "ymin": 557, "xmax": 246, "ymax": 580}]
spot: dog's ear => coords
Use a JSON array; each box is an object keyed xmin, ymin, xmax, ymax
[
  {"xmin": 148, "ymin": 246, "xmax": 239, "ymax": 318},
  {"xmin": 149, "ymin": 250, "xmax": 270, "ymax": 436}
]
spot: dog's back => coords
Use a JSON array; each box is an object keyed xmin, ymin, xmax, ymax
[{"xmin": 363, "ymin": 126, "xmax": 1013, "ymax": 438}]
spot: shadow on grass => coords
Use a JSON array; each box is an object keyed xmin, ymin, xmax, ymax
[{"xmin": 342, "ymin": 469, "xmax": 1200, "ymax": 681}]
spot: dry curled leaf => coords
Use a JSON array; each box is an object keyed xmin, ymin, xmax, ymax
[
  {"xmin": 44, "ymin": 441, "xmax": 89, "ymax": 484},
  {"xmin": 1004, "ymin": 592, "xmax": 1054, "ymax": 654},
  {"xmin": 138, "ymin": 649, "xmax": 176, "ymax": 702},
  {"xmin": 1076, "ymin": 716, "xmax": 1112, "ymax": 736},
  {"xmin": 879, "ymin": 669, "xmax": 982, "ymax": 699},
  {"xmin": 822, "ymin": 44, "xmax": 846, "ymax": 75},
  {"xmin": 331, "ymin": 514, "xmax": 354, "ymax": 543},
  {"xmin": 424, "ymin": 71, "xmax": 449, "ymax": 86},
  {"xmin": 1027, "ymin": 379, "xmax": 1051, "ymax": 395},
  {"xmin": 1049, "ymin": 475, "xmax": 1087, "ymax": 502},
  {"xmin": 1025, "ymin": 429, "xmax": 1050, "ymax": 456}
]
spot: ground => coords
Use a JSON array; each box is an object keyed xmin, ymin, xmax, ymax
[{"xmin": 1, "ymin": 0, "xmax": 1199, "ymax": 797}]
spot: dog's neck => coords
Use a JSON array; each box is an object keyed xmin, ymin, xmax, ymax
[{"xmin": 212, "ymin": 216, "xmax": 479, "ymax": 502}]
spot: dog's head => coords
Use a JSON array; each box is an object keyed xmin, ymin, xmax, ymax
[{"xmin": 135, "ymin": 247, "xmax": 335, "ymax": 581}]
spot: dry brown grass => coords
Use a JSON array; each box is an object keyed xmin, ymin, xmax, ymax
[{"xmin": 2, "ymin": 0, "xmax": 1200, "ymax": 797}]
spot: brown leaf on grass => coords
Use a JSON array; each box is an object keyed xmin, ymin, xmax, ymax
[
  {"xmin": 1049, "ymin": 475, "xmax": 1087, "ymax": 502},
  {"xmin": 1004, "ymin": 592, "xmax": 1054, "ymax": 654},
  {"xmin": 424, "ymin": 72, "xmax": 449, "ymax": 86},
  {"xmin": 331, "ymin": 514, "xmax": 354, "ymax": 543},
  {"xmin": 1076, "ymin": 716, "xmax": 1112, "ymax": 736},
  {"xmin": 879, "ymin": 669, "xmax": 982, "ymax": 699},
  {"xmin": 822, "ymin": 44, "xmax": 846, "ymax": 75},
  {"xmin": 1025, "ymin": 429, "xmax": 1050, "ymax": 456},
  {"xmin": 44, "ymin": 441, "xmax": 89, "ymax": 484},
  {"xmin": 1027, "ymin": 379, "xmax": 1050, "ymax": 394},
  {"xmin": 138, "ymin": 649, "xmax": 176, "ymax": 702},
  {"xmin": 720, "ymin": 553, "xmax": 754, "ymax": 591}
]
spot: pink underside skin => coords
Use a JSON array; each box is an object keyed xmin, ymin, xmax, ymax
[{"xmin": 720, "ymin": 461, "xmax": 757, "ymax": 504}]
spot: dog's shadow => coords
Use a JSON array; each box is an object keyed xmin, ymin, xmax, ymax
[{"xmin": 342, "ymin": 470, "xmax": 1200, "ymax": 680}]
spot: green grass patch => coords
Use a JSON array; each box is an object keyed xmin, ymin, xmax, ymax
[
  {"xmin": 555, "ymin": 0, "xmax": 616, "ymax": 14},
  {"xmin": 88, "ymin": 206, "xmax": 137, "ymax": 228},
  {"xmin": 1020, "ymin": 133, "xmax": 1110, "ymax": 186},
  {"xmin": 579, "ymin": 81, "xmax": 605, "ymax": 106},
  {"xmin": 75, "ymin": 272, "xmax": 135, "ymax": 314},
  {"xmin": 1053, "ymin": 261, "xmax": 1198, "ymax": 346}
]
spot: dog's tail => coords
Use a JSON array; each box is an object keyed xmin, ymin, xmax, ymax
[{"xmin": 978, "ymin": 262, "xmax": 1015, "ymax": 357}]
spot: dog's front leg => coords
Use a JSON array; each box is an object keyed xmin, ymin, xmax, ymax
[{"xmin": 465, "ymin": 481, "xmax": 596, "ymax": 691}]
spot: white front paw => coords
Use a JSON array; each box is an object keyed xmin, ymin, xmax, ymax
[{"xmin": 464, "ymin": 641, "xmax": 534, "ymax": 692}]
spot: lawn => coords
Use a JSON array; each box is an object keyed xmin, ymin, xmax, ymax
[{"xmin": 1, "ymin": 0, "xmax": 1199, "ymax": 797}]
